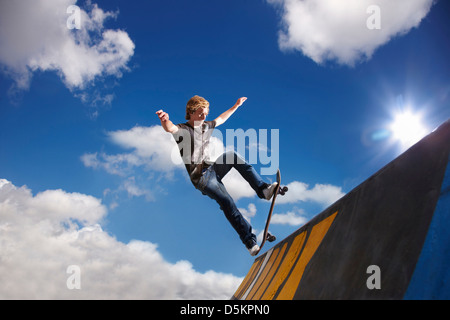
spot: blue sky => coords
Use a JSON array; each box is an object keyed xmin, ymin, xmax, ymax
[{"xmin": 0, "ymin": 0, "xmax": 449, "ymax": 299}]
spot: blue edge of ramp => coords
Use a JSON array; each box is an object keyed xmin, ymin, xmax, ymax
[{"xmin": 404, "ymin": 132, "xmax": 450, "ymax": 299}]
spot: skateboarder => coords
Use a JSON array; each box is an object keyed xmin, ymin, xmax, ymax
[{"xmin": 156, "ymin": 95, "xmax": 277, "ymax": 256}]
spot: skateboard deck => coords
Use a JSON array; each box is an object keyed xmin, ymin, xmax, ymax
[{"xmin": 255, "ymin": 169, "xmax": 288, "ymax": 255}]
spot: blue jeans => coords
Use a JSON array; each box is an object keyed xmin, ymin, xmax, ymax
[{"xmin": 196, "ymin": 151, "xmax": 266, "ymax": 246}]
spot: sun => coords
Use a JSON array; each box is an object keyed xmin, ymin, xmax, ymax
[{"xmin": 389, "ymin": 110, "xmax": 428, "ymax": 148}]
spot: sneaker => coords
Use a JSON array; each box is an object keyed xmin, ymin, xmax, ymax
[
  {"xmin": 248, "ymin": 244, "xmax": 260, "ymax": 256},
  {"xmin": 262, "ymin": 182, "xmax": 278, "ymax": 200},
  {"xmin": 245, "ymin": 239, "xmax": 260, "ymax": 256}
]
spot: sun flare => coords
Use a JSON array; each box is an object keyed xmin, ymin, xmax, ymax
[{"xmin": 390, "ymin": 110, "xmax": 428, "ymax": 148}]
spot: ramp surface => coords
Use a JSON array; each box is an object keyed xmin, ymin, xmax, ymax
[{"xmin": 232, "ymin": 120, "xmax": 450, "ymax": 300}]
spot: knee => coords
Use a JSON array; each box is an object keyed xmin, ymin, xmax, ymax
[
  {"xmin": 214, "ymin": 192, "xmax": 238, "ymax": 216},
  {"xmin": 218, "ymin": 195, "xmax": 236, "ymax": 213},
  {"xmin": 205, "ymin": 182, "xmax": 235, "ymax": 210},
  {"xmin": 224, "ymin": 151, "xmax": 246, "ymax": 165}
]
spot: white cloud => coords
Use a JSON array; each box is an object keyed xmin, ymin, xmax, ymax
[
  {"xmin": 272, "ymin": 208, "xmax": 308, "ymax": 226},
  {"xmin": 222, "ymin": 168, "xmax": 256, "ymax": 201},
  {"xmin": 108, "ymin": 125, "xmax": 182, "ymax": 172},
  {"xmin": 121, "ymin": 176, "xmax": 154, "ymax": 201},
  {"xmin": 276, "ymin": 181, "xmax": 345, "ymax": 206},
  {"xmin": 81, "ymin": 125, "xmax": 182, "ymax": 176},
  {"xmin": 81, "ymin": 152, "xmax": 143, "ymax": 176},
  {"xmin": 238, "ymin": 203, "xmax": 257, "ymax": 224},
  {"xmin": 269, "ymin": 0, "xmax": 434, "ymax": 65},
  {"xmin": 0, "ymin": 178, "xmax": 241, "ymax": 299},
  {"xmin": 0, "ymin": 0, "xmax": 134, "ymax": 101},
  {"xmin": 80, "ymin": 125, "xmax": 191, "ymax": 207}
]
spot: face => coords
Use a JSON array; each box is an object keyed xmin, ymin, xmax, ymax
[{"xmin": 190, "ymin": 107, "xmax": 209, "ymax": 125}]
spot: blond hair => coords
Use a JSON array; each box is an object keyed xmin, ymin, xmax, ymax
[{"xmin": 185, "ymin": 95, "xmax": 209, "ymax": 120}]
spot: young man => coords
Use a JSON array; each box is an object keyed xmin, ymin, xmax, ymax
[{"xmin": 156, "ymin": 95, "xmax": 277, "ymax": 256}]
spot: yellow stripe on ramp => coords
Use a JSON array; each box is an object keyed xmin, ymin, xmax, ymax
[
  {"xmin": 261, "ymin": 231, "xmax": 307, "ymax": 300},
  {"xmin": 233, "ymin": 258, "xmax": 263, "ymax": 299},
  {"xmin": 276, "ymin": 211, "xmax": 338, "ymax": 300},
  {"xmin": 251, "ymin": 242, "xmax": 288, "ymax": 299}
]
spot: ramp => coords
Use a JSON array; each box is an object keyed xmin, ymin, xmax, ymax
[{"xmin": 232, "ymin": 119, "xmax": 450, "ymax": 300}]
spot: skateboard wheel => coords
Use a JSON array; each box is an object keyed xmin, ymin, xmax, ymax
[{"xmin": 279, "ymin": 186, "xmax": 288, "ymax": 195}]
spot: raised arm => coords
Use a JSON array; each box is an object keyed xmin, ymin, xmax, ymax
[
  {"xmin": 214, "ymin": 97, "xmax": 247, "ymax": 127},
  {"xmin": 156, "ymin": 109, "xmax": 178, "ymax": 134}
]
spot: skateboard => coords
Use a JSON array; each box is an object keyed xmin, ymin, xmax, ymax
[{"xmin": 256, "ymin": 169, "xmax": 288, "ymax": 255}]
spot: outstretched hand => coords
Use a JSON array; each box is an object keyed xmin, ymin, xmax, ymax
[
  {"xmin": 156, "ymin": 109, "xmax": 178, "ymax": 133},
  {"xmin": 236, "ymin": 97, "xmax": 247, "ymax": 107},
  {"xmin": 156, "ymin": 109, "xmax": 169, "ymax": 122}
]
